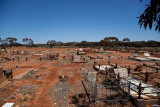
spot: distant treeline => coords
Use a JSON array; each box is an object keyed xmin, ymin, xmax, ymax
[{"xmin": 0, "ymin": 37, "xmax": 160, "ymax": 49}]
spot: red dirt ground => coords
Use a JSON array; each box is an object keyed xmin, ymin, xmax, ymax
[{"xmin": 0, "ymin": 47, "xmax": 159, "ymax": 107}]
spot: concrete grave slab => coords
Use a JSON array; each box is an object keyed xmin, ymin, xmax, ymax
[
  {"xmin": 147, "ymin": 57, "xmax": 160, "ymax": 61},
  {"xmin": 2, "ymin": 103, "xmax": 14, "ymax": 107},
  {"xmin": 72, "ymin": 55, "xmax": 86, "ymax": 63},
  {"xmin": 144, "ymin": 53, "xmax": 150, "ymax": 57},
  {"xmin": 132, "ymin": 53, "xmax": 139, "ymax": 57},
  {"xmin": 135, "ymin": 57, "xmax": 151, "ymax": 61},
  {"xmin": 114, "ymin": 68, "xmax": 128, "ymax": 79},
  {"xmin": 121, "ymin": 77, "xmax": 160, "ymax": 99}
]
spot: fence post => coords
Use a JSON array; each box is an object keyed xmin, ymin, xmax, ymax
[
  {"xmin": 137, "ymin": 82, "xmax": 142, "ymax": 99},
  {"xmin": 115, "ymin": 62, "xmax": 117, "ymax": 68},
  {"xmin": 94, "ymin": 83, "xmax": 97, "ymax": 102},
  {"xmin": 156, "ymin": 68, "xmax": 158, "ymax": 73},
  {"xmin": 127, "ymin": 82, "xmax": 130, "ymax": 98},
  {"xmin": 118, "ymin": 73, "xmax": 120, "ymax": 84},
  {"xmin": 108, "ymin": 57, "xmax": 110, "ymax": 65},
  {"xmin": 145, "ymin": 71, "xmax": 148, "ymax": 83},
  {"xmin": 84, "ymin": 71, "xmax": 87, "ymax": 81},
  {"xmin": 11, "ymin": 69, "xmax": 13, "ymax": 79},
  {"xmin": 127, "ymin": 65, "xmax": 131, "ymax": 75}
]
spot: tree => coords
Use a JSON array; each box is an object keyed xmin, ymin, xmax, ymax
[
  {"xmin": 22, "ymin": 38, "xmax": 34, "ymax": 46},
  {"xmin": 138, "ymin": 0, "xmax": 160, "ymax": 32},
  {"xmin": 28, "ymin": 39, "xmax": 34, "ymax": 46},
  {"xmin": 147, "ymin": 40, "xmax": 158, "ymax": 47},
  {"xmin": 6, "ymin": 37, "xmax": 17, "ymax": 46},
  {"xmin": 57, "ymin": 41, "xmax": 63, "ymax": 46},
  {"xmin": 22, "ymin": 38, "xmax": 29, "ymax": 45},
  {"xmin": 81, "ymin": 41, "xmax": 87, "ymax": 47},
  {"xmin": 1, "ymin": 39, "xmax": 8, "ymax": 45},
  {"xmin": 104, "ymin": 37, "xmax": 119, "ymax": 42},
  {"xmin": 99, "ymin": 40, "xmax": 109, "ymax": 46},
  {"xmin": 123, "ymin": 38, "xmax": 130, "ymax": 42},
  {"xmin": 47, "ymin": 40, "xmax": 57, "ymax": 48}
]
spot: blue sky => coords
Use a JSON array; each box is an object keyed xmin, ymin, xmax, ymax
[{"xmin": 0, "ymin": 0, "xmax": 159, "ymax": 43}]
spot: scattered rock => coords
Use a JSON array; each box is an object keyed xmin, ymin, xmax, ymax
[{"xmin": 19, "ymin": 85, "xmax": 36, "ymax": 95}]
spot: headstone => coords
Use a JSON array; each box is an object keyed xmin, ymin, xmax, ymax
[
  {"xmin": 114, "ymin": 68, "xmax": 128, "ymax": 79},
  {"xmin": 21, "ymin": 51, "xmax": 24, "ymax": 54},
  {"xmin": 99, "ymin": 47, "xmax": 104, "ymax": 53},
  {"xmin": 79, "ymin": 48, "xmax": 83, "ymax": 52},
  {"xmin": 74, "ymin": 55, "xmax": 81, "ymax": 62}
]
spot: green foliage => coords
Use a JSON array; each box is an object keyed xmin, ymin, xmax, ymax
[
  {"xmin": 123, "ymin": 38, "xmax": 130, "ymax": 42},
  {"xmin": 104, "ymin": 37, "xmax": 119, "ymax": 42},
  {"xmin": 1, "ymin": 45, "xmax": 6, "ymax": 49},
  {"xmin": 22, "ymin": 38, "xmax": 34, "ymax": 46},
  {"xmin": 47, "ymin": 40, "xmax": 57, "ymax": 48},
  {"xmin": 138, "ymin": 0, "xmax": 160, "ymax": 32}
]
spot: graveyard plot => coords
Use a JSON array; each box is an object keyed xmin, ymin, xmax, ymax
[{"xmin": 0, "ymin": 47, "xmax": 160, "ymax": 107}]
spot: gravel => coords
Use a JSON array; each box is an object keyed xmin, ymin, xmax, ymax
[
  {"xmin": 18, "ymin": 84, "xmax": 36, "ymax": 95},
  {"xmin": 21, "ymin": 70, "xmax": 35, "ymax": 79},
  {"xmin": 48, "ymin": 82, "xmax": 70, "ymax": 106}
]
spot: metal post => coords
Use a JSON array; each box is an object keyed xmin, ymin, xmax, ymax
[
  {"xmin": 108, "ymin": 58, "xmax": 110, "ymax": 65},
  {"xmin": 115, "ymin": 62, "xmax": 117, "ymax": 68},
  {"xmin": 11, "ymin": 69, "xmax": 13, "ymax": 79},
  {"xmin": 117, "ymin": 73, "xmax": 120, "ymax": 88},
  {"xmin": 118, "ymin": 73, "xmax": 120, "ymax": 82},
  {"xmin": 145, "ymin": 71, "xmax": 148, "ymax": 83},
  {"xmin": 156, "ymin": 68, "xmax": 158, "ymax": 73},
  {"xmin": 127, "ymin": 82, "xmax": 130, "ymax": 98},
  {"xmin": 121, "ymin": 56, "xmax": 123, "ymax": 59},
  {"xmin": 84, "ymin": 71, "xmax": 87, "ymax": 81},
  {"xmin": 94, "ymin": 83, "xmax": 97, "ymax": 102},
  {"xmin": 137, "ymin": 82, "xmax": 142, "ymax": 99},
  {"xmin": 102, "ymin": 86, "xmax": 103, "ymax": 96},
  {"xmin": 94, "ymin": 60, "xmax": 96, "ymax": 66},
  {"xmin": 99, "ymin": 63, "xmax": 100, "ymax": 70},
  {"xmin": 128, "ymin": 65, "xmax": 131, "ymax": 75}
]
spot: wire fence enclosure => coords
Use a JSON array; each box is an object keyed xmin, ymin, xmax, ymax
[
  {"xmin": 83, "ymin": 69, "xmax": 160, "ymax": 103},
  {"xmin": 84, "ymin": 71, "xmax": 130, "ymax": 102}
]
